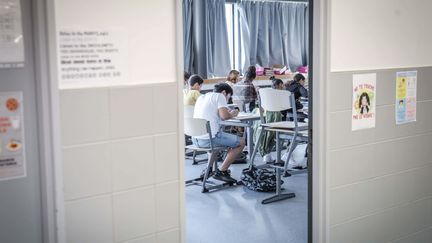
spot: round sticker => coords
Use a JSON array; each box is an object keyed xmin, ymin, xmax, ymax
[{"xmin": 6, "ymin": 98, "xmax": 19, "ymax": 112}]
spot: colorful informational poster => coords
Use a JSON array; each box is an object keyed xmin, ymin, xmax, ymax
[
  {"xmin": 58, "ymin": 29, "xmax": 128, "ymax": 89},
  {"xmin": 395, "ymin": 71, "xmax": 417, "ymax": 124},
  {"xmin": 0, "ymin": 92, "xmax": 26, "ymax": 181},
  {"xmin": 0, "ymin": 0, "xmax": 25, "ymax": 68},
  {"xmin": 352, "ymin": 73, "xmax": 376, "ymax": 131}
]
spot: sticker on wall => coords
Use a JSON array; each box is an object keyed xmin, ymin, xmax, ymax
[
  {"xmin": 0, "ymin": 92, "xmax": 26, "ymax": 181},
  {"xmin": 58, "ymin": 29, "xmax": 128, "ymax": 89},
  {"xmin": 395, "ymin": 71, "xmax": 417, "ymax": 124},
  {"xmin": 0, "ymin": 0, "xmax": 25, "ymax": 68},
  {"xmin": 352, "ymin": 73, "xmax": 376, "ymax": 131}
]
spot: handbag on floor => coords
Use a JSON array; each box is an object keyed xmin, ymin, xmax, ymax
[{"xmin": 240, "ymin": 165, "xmax": 283, "ymax": 192}]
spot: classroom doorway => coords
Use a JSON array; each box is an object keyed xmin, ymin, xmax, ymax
[{"xmin": 181, "ymin": 0, "xmax": 313, "ymax": 242}]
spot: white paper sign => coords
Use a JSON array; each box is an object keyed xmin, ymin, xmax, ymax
[
  {"xmin": 0, "ymin": 92, "xmax": 26, "ymax": 181},
  {"xmin": 352, "ymin": 73, "xmax": 376, "ymax": 131},
  {"xmin": 58, "ymin": 30, "xmax": 128, "ymax": 89},
  {"xmin": 395, "ymin": 71, "xmax": 417, "ymax": 124},
  {"xmin": 0, "ymin": 0, "xmax": 25, "ymax": 68}
]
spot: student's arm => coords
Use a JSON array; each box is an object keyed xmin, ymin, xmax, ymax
[
  {"xmin": 219, "ymin": 107, "xmax": 238, "ymax": 120},
  {"xmin": 216, "ymin": 93, "xmax": 238, "ymax": 120},
  {"xmin": 299, "ymin": 86, "xmax": 308, "ymax": 98}
]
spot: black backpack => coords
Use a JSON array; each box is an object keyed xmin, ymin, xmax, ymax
[{"xmin": 240, "ymin": 165, "xmax": 283, "ymax": 192}]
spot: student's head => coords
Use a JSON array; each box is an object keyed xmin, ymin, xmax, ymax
[
  {"xmin": 227, "ymin": 70, "xmax": 240, "ymax": 83},
  {"xmin": 245, "ymin": 66, "xmax": 256, "ymax": 81},
  {"xmin": 184, "ymin": 71, "xmax": 191, "ymax": 85},
  {"xmin": 188, "ymin": 74, "xmax": 204, "ymax": 91},
  {"xmin": 359, "ymin": 92, "xmax": 370, "ymax": 107},
  {"xmin": 270, "ymin": 76, "xmax": 284, "ymax": 90},
  {"xmin": 214, "ymin": 82, "xmax": 233, "ymax": 101},
  {"xmin": 294, "ymin": 73, "xmax": 306, "ymax": 86}
]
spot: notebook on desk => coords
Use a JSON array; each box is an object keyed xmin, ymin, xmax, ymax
[
  {"xmin": 261, "ymin": 121, "xmax": 308, "ymax": 131},
  {"xmin": 236, "ymin": 112, "xmax": 260, "ymax": 118}
]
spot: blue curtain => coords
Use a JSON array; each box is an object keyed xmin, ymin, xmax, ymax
[
  {"xmin": 236, "ymin": 0, "xmax": 309, "ymax": 73},
  {"xmin": 183, "ymin": 0, "xmax": 231, "ymax": 78},
  {"xmin": 183, "ymin": 0, "xmax": 194, "ymax": 74}
]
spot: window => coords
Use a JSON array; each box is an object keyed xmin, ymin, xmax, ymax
[{"xmin": 225, "ymin": 3, "xmax": 235, "ymax": 70}]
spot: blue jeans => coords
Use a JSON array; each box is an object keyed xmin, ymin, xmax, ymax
[{"xmin": 192, "ymin": 132, "xmax": 240, "ymax": 148}]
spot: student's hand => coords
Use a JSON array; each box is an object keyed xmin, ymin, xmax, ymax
[{"xmin": 230, "ymin": 109, "xmax": 239, "ymax": 118}]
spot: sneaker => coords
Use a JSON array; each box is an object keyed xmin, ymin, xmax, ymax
[
  {"xmin": 200, "ymin": 167, "xmax": 214, "ymax": 179},
  {"xmin": 213, "ymin": 170, "xmax": 237, "ymax": 183},
  {"xmin": 263, "ymin": 153, "xmax": 274, "ymax": 163}
]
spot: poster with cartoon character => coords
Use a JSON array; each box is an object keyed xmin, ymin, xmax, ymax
[
  {"xmin": 396, "ymin": 71, "xmax": 417, "ymax": 124},
  {"xmin": 352, "ymin": 73, "xmax": 376, "ymax": 131}
]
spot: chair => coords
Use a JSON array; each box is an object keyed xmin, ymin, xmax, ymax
[
  {"xmin": 184, "ymin": 117, "xmax": 235, "ymax": 193},
  {"xmin": 184, "ymin": 106, "xmax": 207, "ymax": 165},
  {"xmin": 250, "ymin": 88, "xmax": 308, "ymax": 204}
]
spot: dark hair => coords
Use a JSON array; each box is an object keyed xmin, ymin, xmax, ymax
[
  {"xmin": 184, "ymin": 71, "xmax": 191, "ymax": 82},
  {"xmin": 245, "ymin": 66, "xmax": 256, "ymax": 80},
  {"xmin": 359, "ymin": 92, "xmax": 370, "ymax": 106},
  {"xmin": 227, "ymin": 70, "xmax": 240, "ymax": 82},
  {"xmin": 188, "ymin": 74, "xmax": 204, "ymax": 87},
  {"xmin": 270, "ymin": 76, "xmax": 283, "ymax": 89},
  {"xmin": 214, "ymin": 82, "xmax": 233, "ymax": 95},
  {"xmin": 293, "ymin": 73, "xmax": 306, "ymax": 83}
]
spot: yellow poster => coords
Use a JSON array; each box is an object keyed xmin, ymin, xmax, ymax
[{"xmin": 396, "ymin": 76, "xmax": 407, "ymax": 99}]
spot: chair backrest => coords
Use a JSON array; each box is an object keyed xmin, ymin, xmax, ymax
[
  {"xmin": 231, "ymin": 98, "xmax": 245, "ymax": 112},
  {"xmin": 259, "ymin": 88, "xmax": 292, "ymax": 112},
  {"xmin": 184, "ymin": 105, "xmax": 195, "ymax": 118},
  {"xmin": 184, "ymin": 118, "xmax": 209, "ymax": 137}
]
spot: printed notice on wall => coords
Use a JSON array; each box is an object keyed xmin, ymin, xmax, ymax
[
  {"xmin": 396, "ymin": 71, "xmax": 417, "ymax": 124},
  {"xmin": 58, "ymin": 30, "xmax": 128, "ymax": 89},
  {"xmin": 0, "ymin": 0, "xmax": 25, "ymax": 68},
  {"xmin": 0, "ymin": 92, "xmax": 26, "ymax": 181},
  {"xmin": 352, "ymin": 73, "xmax": 376, "ymax": 131}
]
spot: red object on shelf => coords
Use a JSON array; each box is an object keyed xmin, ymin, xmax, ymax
[
  {"xmin": 256, "ymin": 66, "xmax": 265, "ymax": 76},
  {"xmin": 297, "ymin": 66, "xmax": 308, "ymax": 73}
]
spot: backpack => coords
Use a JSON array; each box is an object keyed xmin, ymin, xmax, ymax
[{"xmin": 240, "ymin": 165, "xmax": 283, "ymax": 192}]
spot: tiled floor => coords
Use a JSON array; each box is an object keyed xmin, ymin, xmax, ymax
[{"xmin": 184, "ymin": 153, "xmax": 308, "ymax": 243}]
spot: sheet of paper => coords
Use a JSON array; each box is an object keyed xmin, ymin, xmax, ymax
[
  {"xmin": 58, "ymin": 29, "xmax": 128, "ymax": 88},
  {"xmin": 352, "ymin": 73, "xmax": 376, "ymax": 131},
  {"xmin": 0, "ymin": 92, "xmax": 26, "ymax": 181},
  {"xmin": 395, "ymin": 71, "xmax": 417, "ymax": 124},
  {"xmin": 0, "ymin": 0, "xmax": 25, "ymax": 68}
]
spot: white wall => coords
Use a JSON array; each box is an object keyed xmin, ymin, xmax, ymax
[
  {"xmin": 331, "ymin": 0, "xmax": 432, "ymax": 72},
  {"xmin": 56, "ymin": 0, "xmax": 177, "ymax": 86},
  {"xmin": 55, "ymin": 1, "xmax": 183, "ymax": 243},
  {"xmin": 324, "ymin": 0, "xmax": 432, "ymax": 242}
]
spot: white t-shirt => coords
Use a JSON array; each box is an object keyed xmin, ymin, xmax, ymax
[{"xmin": 193, "ymin": 92, "xmax": 228, "ymax": 138}]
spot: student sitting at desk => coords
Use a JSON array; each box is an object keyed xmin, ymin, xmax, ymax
[
  {"xmin": 183, "ymin": 71, "xmax": 191, "ymax": 89},
  {"xmin": 225, "ymin": 70, "xmax": 240, "ymax": 105},
  {"xmin": 285, "ymin": 73, "xmax": 308, "ymax": 110},
  {"xmin": 285, "ymin": 73, "xmax": 308, "ymax": 121},
  {"xmin": 183, "ymin": 74, "xmax": 204, "ymax": 106},
  {"xmin": 234, "ymin": 66, "xmax": 258, "ymax": 112},
  {"xmin": 225, "ymin": 69, "xmax": 240, "ymax": 87},
  {"xmin": 193, "ymin": 83, "xmax": 246, "ymax": 183}
]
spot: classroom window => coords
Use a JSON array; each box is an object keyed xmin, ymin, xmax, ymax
[{"xmin": 225, "ymin": 3, "xmax": 235, "ymax": 70}]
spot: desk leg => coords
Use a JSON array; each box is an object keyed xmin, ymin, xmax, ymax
[
  {"xmin": 262, "ymin": 168, "xmax": 296, "ymax": 204},
  {"xmin": 247, "ymin": 123, "xmax": 253, "ymax": 160},
  {"xmin": 250, "ymin": 127, "xmax": 264, "ymax": 167},
  {"xmin": 276, "ymin": 131, "xmax": 281, "ymax": 162}
]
